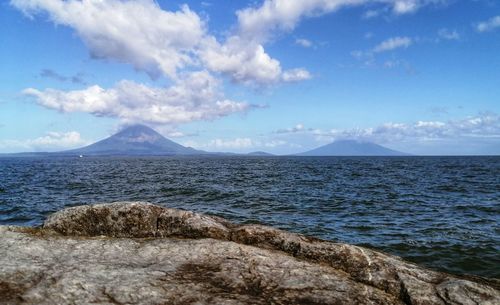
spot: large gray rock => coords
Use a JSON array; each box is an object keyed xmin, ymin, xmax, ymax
[{"xmin": 1, "ymin": 202, "xmax": 498, "ymax": 305}]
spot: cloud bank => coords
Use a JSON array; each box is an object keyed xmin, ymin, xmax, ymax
[
  {"xmin": 0, "ymin": 131, "xmax": 88, "ymax": 152},
  {"xmin": 310, "ymin": 113, "xmax": 500, "ymax": 143}
]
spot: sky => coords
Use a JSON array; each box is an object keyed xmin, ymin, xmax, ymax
[{"xmin": 0, "ymin": 0, "xmax": 499, "ymax": 155}]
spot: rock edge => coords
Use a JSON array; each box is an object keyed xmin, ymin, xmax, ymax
[{"xmin": 1, "ymin": 201, "xmax": 498, "ymax": 305}]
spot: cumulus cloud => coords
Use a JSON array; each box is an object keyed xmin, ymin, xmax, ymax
[
  {"xmin": 199, "ymin": 37, "xmax": 283, "ymax": 85},
  {"xmin": 12, "ymin": 0, "xmax": 316, "ymax": 87},
  {"xmin": 11, "ymin": 0, "xmax": 444, "ymax": 87},
  {"xmin": 23, "ymin": 71, "xmax": 251, "ymax": 125},
  {"xmin": 373, "ymin": 36, "xmax": 412, "ymax": 53},
  {"xmin": 475, "ymin": 16, "xmax": 500, "ymax": 33},
  {"xmin": 198, "ymin": 33, "xmax": 313, "ymax": 85},
  {"xmin": 10, "ymin": 0, "xmax": 449, "ymax": 128},
  {"xmin": 235, "ymin": 0, "xmax": 351, "ymax": 41},
  {"xmin": 0, "ymin": 131, "xmax": 89, "ymax": 152},
  {"xmin": 235, "ymin": 0, "xmax": 437, "ymax": 40},
  {"xmin": 219, "ymin": 0, "xmax": 441, "ymax": 84},
  {"xmin": 202, "ymin": 0, "xmax": 440, "ymax": 85},
  {"xmin": 11, "ymin": 0, "xmax": 205, "ymax": 80}
]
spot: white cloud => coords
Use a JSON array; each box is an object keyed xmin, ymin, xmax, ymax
[
  {"xmin": 12, "ymin": 0, "xmax": 317, "ymax": 87},
  {"xmin": 282, "ymin": 69, "xmax": 312, "ymax": 82},
  {"xmin": 264, "ymin": 140, "xmax": 287, "ymax": 148},
  {"xmin": 310, "ymin": 113, "xmax": 500, "ymax": 143},
  {"xmin": 235, "ymin": 0, "xmax": 436, "ymax": 40},
  {"xmin": 11, "ymin": 0, "xmax": 442, "ymax": 88},
  {"xmin": 183, "ymin": 137, "xmax": 290, "ymax": 152},
  {"xmin": 390, "ymin": 0, "xmax": 448, "ymax": 15},
  {"xmin": 363, "ymin": 9, "xmax": 381, "ymax": 19},
  {"xmin": 276, "ymin": 123, "xmax": 306, "ymax": 134},
  {"xmin": 236, "ymin": 0, "xmax": 443, "ymax": 40},
  {"xmin": 211, "ymin": 0, "xmax": 438, "ymax": 85},
  {"xmin": 0, "ymin": 131, "xmax": 89, "ymax": 152},
  {"xmin": 373, "ymin": 36, "xmax": 412, "ymax": 53},
  {"xmin": 475, "ymin": 16, "xmax": 500, "ymax": 33},
  {"xmin": 199, "ymin": 36, "xmax": 313, "ymax": 85},
  {"xmin": 199, "ymin": 37, "xmax": 283, "ymax": 85},
  {"xmin": 183, "ymin": 137, "xmax": 255, "ymax": 150},
  {"xmin": 295, "ymin": 38, "xmax": 313, "ymax": 48},
  {"xmin": 392, "ymin": 0, "xmax": 419, "ymax": 14},
  {"xmin": 209, "ymin": 138, "xmax": 254, "ymax": 149},
  {"xmin": 351, "ymin": 36, "xmax": 413, "ymax": 66},
  {"xmin": 362, "ymin": 1, "xmax": 445, "ymax": 18},
  {"xmin": 236, "ymin": 0, "xmax": 351, "ymax": 41},
  {"xmin": 23, "ymin": 71, "xmax": 251, "ymax": 125},
  {"xmin": 10, "ymin": 0, "xmax": 451, "ymax": 129},
  {"xmin": 11, "ymin": 0, "xmax": 205, "ymax": 80},
  {"xmin": 437, "ymin": 28, "xmax": 460, "ymax": 40}
]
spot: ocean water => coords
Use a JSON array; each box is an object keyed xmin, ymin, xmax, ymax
[{"xmin": 0, "ymin": 156, "xmax": 498, "ymax": 278}]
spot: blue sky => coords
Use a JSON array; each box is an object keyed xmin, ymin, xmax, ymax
[{"xmin": 1, "ymin": 0, "xmax": 499, "ymax": 155}]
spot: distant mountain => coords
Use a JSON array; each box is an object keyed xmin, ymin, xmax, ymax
[
  {"xmin": 297, "ymin": 140, "xmax": 409, "ymax": 156},
  {"xmin": 247, "ymin": 151, "xmax": 274, "ymax": 156},
  {"xmin": 65, "ymin": 125, "xmax": 201, "ymax": 156}
]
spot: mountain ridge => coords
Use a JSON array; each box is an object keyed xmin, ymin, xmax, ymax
[{"xmin": 0, "ymin": 126, "xmax": 410, "ymax": 157}]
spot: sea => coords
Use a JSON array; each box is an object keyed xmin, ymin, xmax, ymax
[{"xmin": 0, "ymin": 156, "xmax": 498, "ymax": 278}]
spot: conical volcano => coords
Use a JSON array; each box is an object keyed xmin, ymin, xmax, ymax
[{"xmin": 66, "ymin": 125, "xmax": 200, "ymax": 155}]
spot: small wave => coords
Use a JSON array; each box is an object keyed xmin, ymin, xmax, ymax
[
  {"xmin": 344, "ymin": 225, "xmax": 375, "ymax": 232},
  {"xmin": 160, "ymin": 187, "xmax": 200, "ymax": 196}
]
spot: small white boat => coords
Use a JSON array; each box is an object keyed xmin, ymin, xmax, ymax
[{"xmin": 79, "ymin": 155, "xmax": 83, "ymax": 158}]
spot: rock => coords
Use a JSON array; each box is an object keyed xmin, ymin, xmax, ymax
[
  {"xmin": 43, "ymin": 202, "xmax": 231, "ymax": 239},
  {"xmin": 0, "ymin": 202, "xmax": 498, "ymax": 305}
]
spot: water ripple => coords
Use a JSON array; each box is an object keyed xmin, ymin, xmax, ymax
[{"xmin": 0, "ymin": 156, "xmax": 498, "ymax": 278}]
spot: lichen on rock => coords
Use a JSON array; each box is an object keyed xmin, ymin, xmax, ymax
[{"xmin": 1, "ymin": 202, "xmax": 498, "ymax": 305}]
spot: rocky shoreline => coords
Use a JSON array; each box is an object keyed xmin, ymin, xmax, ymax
[{"xmin": 1, "ymin": 202, "xmax": 498, "ymax": 304}]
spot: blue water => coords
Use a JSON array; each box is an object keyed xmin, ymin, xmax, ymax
[{"xmin": 0, "ymin": 156, "xmax": 498, "ymax": 278}]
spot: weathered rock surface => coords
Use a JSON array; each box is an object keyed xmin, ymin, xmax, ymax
[{"xmin": 0, "ymin": 202, "xmax": 498, "ymax": 305}]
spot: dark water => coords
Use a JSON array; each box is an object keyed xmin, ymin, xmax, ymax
[{"xmin": 0, "ymin": 156, "xmax": 499, "ymax": 278}]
